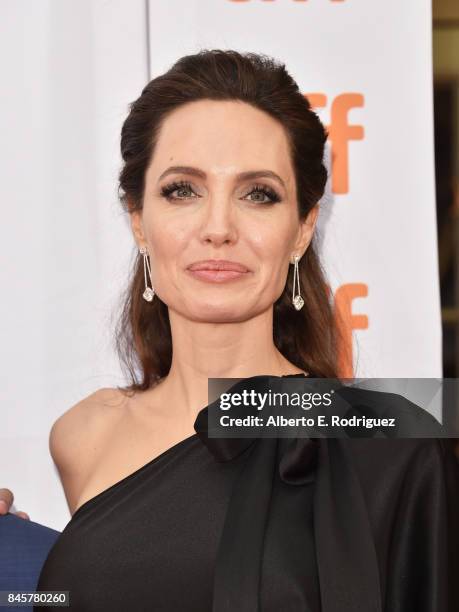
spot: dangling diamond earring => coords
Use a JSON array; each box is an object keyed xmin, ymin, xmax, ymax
[
  {"xmin": 292, "ymin": 254, "xmax": 304, "ymax": 311},
  {"xmin": 140, "ymin": 246, "xmax": 155, "ymax": 302}
]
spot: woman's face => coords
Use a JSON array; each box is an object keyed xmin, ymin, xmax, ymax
[{"xmin": 130, "ymin": 99, "xmax": 318, "ymax": 322}]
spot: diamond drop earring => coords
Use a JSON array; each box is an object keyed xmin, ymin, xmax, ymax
[
  {"xmin": 140, "ymin": 246, "xmax": 155, "ymax": 302},
  {"xmin": 292, "ymin": 254, "xmax": 304, "ymax": 311}
]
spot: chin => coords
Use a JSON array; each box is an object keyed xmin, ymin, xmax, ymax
[{"xmin": 186, "ymin": 302, "xmax": 254, "ymax": 322}]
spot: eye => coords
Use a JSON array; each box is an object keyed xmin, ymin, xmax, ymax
[
  {"xmin": 160, "ymin": 180, "xmax": 199, "ymax": 201},
  {"xmin": 243, "ymin": 183, "xmax": 281, "ymax": 205},
  {"xmin": 159, "ymin": 180, "xmax": 281, "ymax": 205}
]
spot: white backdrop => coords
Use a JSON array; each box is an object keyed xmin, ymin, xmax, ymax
[
  {"xmin": 1, "ymin": 0, "xmax": 440, "ymax": 530},
  {"xmin": 1, "ymin": 0, "xmax": 148, "ymax": 530}
]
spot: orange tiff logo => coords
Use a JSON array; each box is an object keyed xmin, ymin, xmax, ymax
[
  {"xmin": 230, "ymin": 1, "xmax": 345, "ymax": 3},
  {"xmin": 332, "ymin": 283, "xmax": 369, "ymax": 378},
  {"xmin": 307, "ymin": 93, "xmax": 364, "ymax": 195}
]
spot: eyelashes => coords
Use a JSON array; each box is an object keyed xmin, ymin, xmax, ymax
[
  {"xmin": 159, "ymin": 181, "xmax": 194, "ymax": 201},
  {"xmin": 159, "ymin": 180, "xmax": 281, "ymax": 205}
]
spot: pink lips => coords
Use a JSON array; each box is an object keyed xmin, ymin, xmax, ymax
[{"xmin": 186, "ymin": 260, "xmax": 250, "ymax": 283}]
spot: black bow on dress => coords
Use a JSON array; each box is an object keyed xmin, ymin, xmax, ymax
[{"xmin": 193, "ymin": 374, "xmax": 383, "ymax": 612}]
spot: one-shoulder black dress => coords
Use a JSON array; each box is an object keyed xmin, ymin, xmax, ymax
[{"xmin": 35, "ymin": 374, "xmax": 459, "ymax": 612}]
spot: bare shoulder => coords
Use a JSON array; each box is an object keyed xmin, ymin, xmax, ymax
[
  {"xmin": 49, "ymin": 387, "xmax": 128, "ymax": 511},
  {"xmin": 49, "ymin": 388, "xmax": 126, "ymax": 459}
]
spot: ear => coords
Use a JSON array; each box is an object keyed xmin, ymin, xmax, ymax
[
  {"xmin": 291, "ymin": 204, "xmax": 319, "ymax": 262},
  {"xmin": 129, "ymin": 209, "xmax": 147, "ymax": 249}
]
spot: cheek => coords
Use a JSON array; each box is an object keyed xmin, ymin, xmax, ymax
[
  {"xmin": 245, "ymin": 232, "xmax": 291, "ymax": 298},
  {"xmin": 246, "ymin": 221, "xmax": 293, "ymax": 262},
  {"xmin": 149, "ymin": 220, "xmax": 189, "ymax": 260}
]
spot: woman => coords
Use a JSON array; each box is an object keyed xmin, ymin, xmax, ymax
[{"xmin": 2, "ymin": 49, "xmax": 458, "ymax": 611}]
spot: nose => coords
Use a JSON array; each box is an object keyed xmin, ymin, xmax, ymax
[{"xmin": 198, "ymin": 197, "xmax": 238, "ymax": 247}]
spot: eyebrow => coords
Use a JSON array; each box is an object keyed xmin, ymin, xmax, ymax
[{"xmin": 157, "ymin": 165, "xmax": 286, "ymax": 189}]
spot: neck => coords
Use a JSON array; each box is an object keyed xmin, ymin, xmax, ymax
[{"xmin": 153, "ymin": 307, "xmax": 305, "ymax": 422}]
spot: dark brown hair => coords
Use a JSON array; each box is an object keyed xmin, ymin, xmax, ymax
[{"xmin": 115, "ymin": 49, "xmax": 343, "ymax": 393}]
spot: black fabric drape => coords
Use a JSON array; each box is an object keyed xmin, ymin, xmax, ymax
[{"xmin": 194, "ymin": 374, "xmax": 459, "ymax": 612}]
